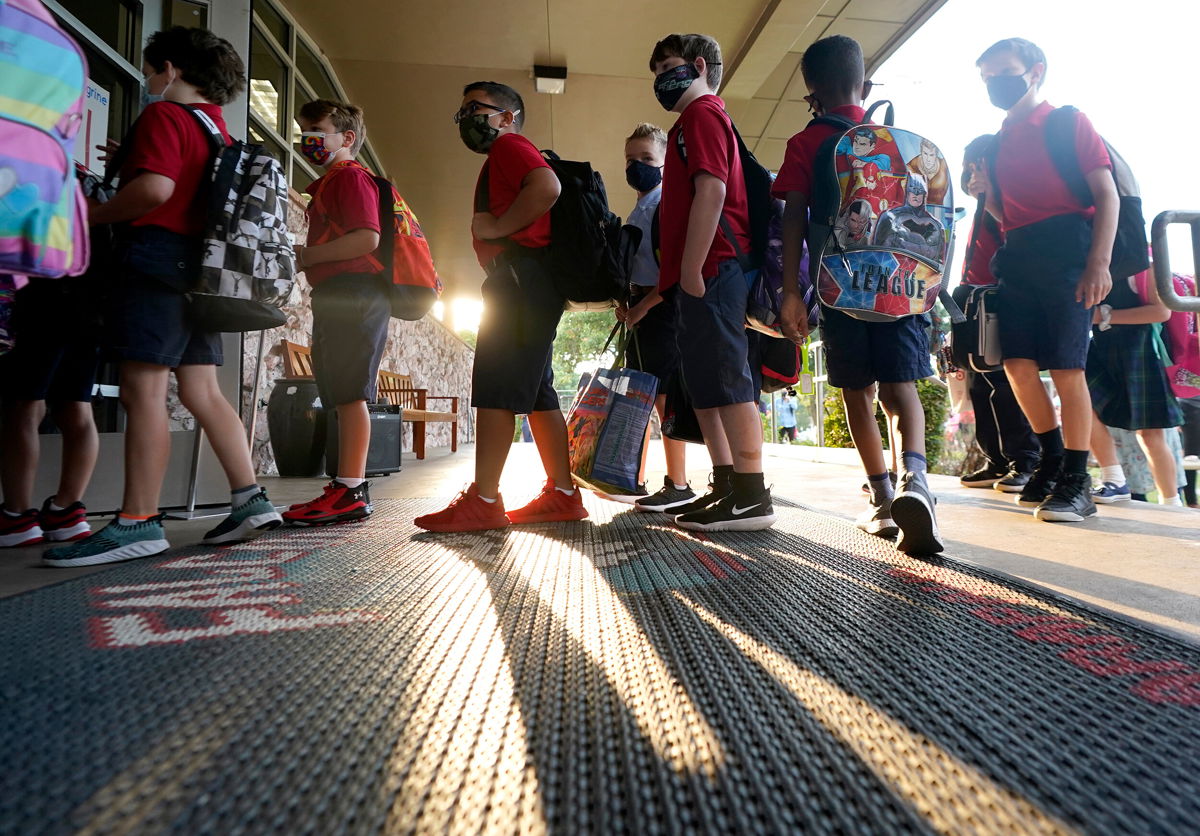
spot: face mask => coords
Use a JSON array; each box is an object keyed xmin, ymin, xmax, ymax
[
  {"xmin": 654, "ymin": 63, "xmax": 700, "ymax": 111},
  {"xmin": 626, "ymin": 160, "xmax": 662, "ymax": 192},
  {"xmin": 299, "ymin": 132, "xmax": 339, "ymax": 167},
  {"xmin": 140, "ymin": 75, "xmax": 170, "ymax": 111},
  {"xmin": 986, "ymin": 74, "xmax": 1030, "ymax": 110},
  {"xmin": 459, "ymin": 113, "xmax": 501, "ymax": 154}
]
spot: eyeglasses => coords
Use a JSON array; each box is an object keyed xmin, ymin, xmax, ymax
[
  {"xmin": 452, "ymin": 101, "xmax": 519, "ymax": 124},
  {"xmin": 299, "ymin": 131, "xmax": 340, "ymax": 139}
]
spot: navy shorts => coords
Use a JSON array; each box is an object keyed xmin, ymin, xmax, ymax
[
  {"xmin": 106, "ymin": 227, "xmax": 222, "ymax": 367},
  {"xmin": 311, "ymin": 273, "xmax": 391, "ymax": 407},
  {"xmin": 0, "ymin": 279, "xmax": 100, "ymax": 402},
  {"xmin": 471, "ymin": 250, "xmax": 565, "ymax": 413},
  {"xmin": 821, "ymin": 306, "xmax": 933, "ymax": 391},
  {"xmin": 626, "ymin": 286, "xmax": 680, "ymax": 385},
  {"xmin": 674, "ymin": 258, "xmax": 755, "ymax": 409},
  {"xmin": 991, "ymin": 214, "xmax": 1093, "ymax": 371}
]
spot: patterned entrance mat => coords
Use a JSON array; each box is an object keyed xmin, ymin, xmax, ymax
[{"xmin": 1, "ymin": 496, "xmax": 1197, "ymax": 835}]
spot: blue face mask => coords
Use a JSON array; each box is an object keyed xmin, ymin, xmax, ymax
[
  {"xmin": 625, "ymin": 160, "xmax": 662, "ymax": 192},
  {"xmin": 140, "ymin": 76, "xmax": 170, "ymax": 111}
]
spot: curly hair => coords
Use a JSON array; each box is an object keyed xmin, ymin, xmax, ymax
[{"xmin": 143, "ymin": 26, "xmax": 246, "ymax": 106}]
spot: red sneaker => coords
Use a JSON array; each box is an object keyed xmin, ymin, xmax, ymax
[
  {"xmin": 414, "ymin": 484, "xmax": 510, "ymax": 533},
  {"xmin": 39, "ymin": 498, "xmax": 91, "ymax": 542},
  {"xmin": 282, "ymin": 481, "xmax": 372, "ymax": 526},
  {"xmin": 506, "ymin": 480, "xmax": 588, "ymax": 524},
  {"xmin": 0, "ymin": 508, "xmax": 43, "ymax": 548}
]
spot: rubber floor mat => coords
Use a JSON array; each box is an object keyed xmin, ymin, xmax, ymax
[{"xmin": 1, "ymin": 496, "xmax": 1197, "ymax": 835}]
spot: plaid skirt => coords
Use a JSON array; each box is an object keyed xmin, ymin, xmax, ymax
[{"xmin": 1087, "ymin": 325, "xmax": 1184, "ymax": 430}]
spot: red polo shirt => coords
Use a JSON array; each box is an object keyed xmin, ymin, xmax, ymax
[
  {"xmin": 473, "ymin": 133, "xmax": 552, "ymax": 267},
  {"xmin": 994, "ymin": 101, "xmax": 1110, "ymax": 231},
  {"xmin": 120, "ymin": 101, "xmax": 230, "ymax": 237},
  {"xmin": 304, "ymin": 160, "xmax": 383, "ymax": 286},
  {"xmin": 962, "ymin": 213, "xmax": 1001, "ymax": 287},
  {"xmin": 658, "ymin": 94, "xmax": 750, "ymax": 291},
  {"xmin": 773, "ymin": 104, "xmax": 867, "ymax": 200}
]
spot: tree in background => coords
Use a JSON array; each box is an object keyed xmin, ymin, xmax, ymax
[{"xmin": 552, "ymin": 312, "xmax": 620, "ymax": 395}]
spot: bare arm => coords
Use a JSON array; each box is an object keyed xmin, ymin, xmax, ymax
[
  {"xmin": 473, "ymin": 166, "xmax": 561, "ymax": 240},
  {"xmin": 1097, "ymin": 274, "xmax": 1171, "ymax": 326},
  {"xmin": 1076, "ymin": 166, "xmax": 1118, "ymax": 307},
  {"xmin": 88, "ymin": 172, "xmax": 174, "ymax": 225},
  {"xmin": 298, "ymin": 228, "xmax": 381, "ymax": 269},
  {"xmin": 679, "ymin": 172, "xmax": 725, "ymax": 296},
  {"xmin": 779, "ymin": 193, "xmax": 811, "ymax": 344}
]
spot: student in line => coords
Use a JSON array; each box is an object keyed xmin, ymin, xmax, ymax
[
  {"xmin": 776, "ymin": 35, "xmax": 942, "ymax": 555},
  {"xmin": 286, "ymin": 99, "xmax": 387, "ymax": 526},
  {"xmin": 975, "ymin": 38, "xmax": 1118, "ymax": 523},
  {"xmin": 416, "ymin": 82, "xmax": 586, "ymax": 532},
  {"xmin": 646, "ymin": 33, "xmax": 775, "ymax": 532},
  {"xmin": 45, "ymin": 27, "xmax": 281, "ymax": 568}
]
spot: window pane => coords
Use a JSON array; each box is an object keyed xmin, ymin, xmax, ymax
[
  {"xmin": 296, "ymin": 37, "xmax": 339, "ymax": 103},
  {"xmin": 291, "ymin": 159, "xmax": 317, "ymax": 193},
  {"xmin": 249, "ymin": 119, "xmax": 288, "ymax": 169},
  {"xmin": 291, "ymin": 80, "xmax": 315, "ymax": 144},
  {"xmin": 249, "ymin": 28, "xmax": 288, "ymax": 136},
  {"xmin": 55, "ymin": 0, "xmax": 139, "ymax": 63},
  {"xmin": 359, "ymin": 145, "xmax": 384, "ymax": 178},
  {"xmin": 253, "ymin": 0, "xmax": 291, "ymax": 52},
  {"xmin": 167, "ymin": 0, "xmax": 208, "ymax": 29}
]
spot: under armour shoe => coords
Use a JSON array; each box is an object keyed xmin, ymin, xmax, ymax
[
  {"xmin": 1016, "ymin": 463, "xmax": 1060, "ymax": 507},
  {"xmin": 43, "ymin": 516, "xmax": 169, "ymax": 567},
  {"xmin": 38, "ymin": 497, "xmax": 91, "ymax": 542},
  {"xmin": 0, "ymin": 509, "xmax": 43, "ymax": 548},
  {"xmin": 669, "ymin": 474, "xmax": 731, "ymax": 515},
  {"xmin": 506, "ymin": 480, "xmax": 589, "ymax": 525},
  {"xmin": 1035, "ymin": 471, "xmax": 1098, "ymax": 522},
  {"xmin": 203, "ymin": 490, "xmax": 284, "ymax": 544},
  {"xmin": 891, "ymin": 471, "xmax": 944, "ymax": 555},
  {"xmin": 960, "ymin": 465, "xmax": 1007, "ymax": 489},
  {"xmin": 283, "ymin": 481, "xmax": 372, "ymax": 526},
  {"xmin": 994, "ymin": 469, "xmax": 1033, "ymax": 493},
  {"xmin": 635, "ymin": 477, "xmax": 698, "ymax": 513},
  {"xmin": 675, "ymin": 488, "xmax": 776, "ymax": 532},
  {"xmin": 415, "ymin": 483, "xmax": 510, "ymax": 533},
  {"xmin": 1092, "ymin": 481, "xmax": 1132, "ymax": 504},
  {"xmin": 855, "ymin": 499, "xmax": 898, "ymax": 538}
]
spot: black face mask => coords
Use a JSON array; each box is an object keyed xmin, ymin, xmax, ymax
[
  {"xmin": 986, "ymin": 74, "xmax": 1030, "ymax": 110},
  {"xmin": 626, "ymin": 160, "xmax": 662, "ymax": 192},
  {"xmin": 654, "ymin": 63, "xmax": 700, "ymax": 111},
  {"xmin": 459, "ymin": 113, "xmax": 500, "ymax": 154}
]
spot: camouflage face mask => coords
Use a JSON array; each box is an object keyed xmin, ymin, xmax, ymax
[{"xmin": 458, "ymin": 113, "xmax": 500, "ymax": 154}]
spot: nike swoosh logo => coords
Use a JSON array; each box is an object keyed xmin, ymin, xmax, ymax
[{"xmin": 731, "ymin": 503, "xmax": 761, "ymax": 515}]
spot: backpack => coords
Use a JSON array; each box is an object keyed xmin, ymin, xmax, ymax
[
  {"xmin": 312, "ymin": 161, "xmax": 442, "ymax": 321},
  {"xmin": 178, "ymin": 104, "xmax": 295, "ymax": 332},
  {"xmin": 806, "ymin": 101, "xmax": 956, "ymax": 322},
  {"xmin": 1138, "ymin": 270, "xmax": 1200, "ymax": 399},
  {"xmin": 1045, "ymin": 106, "xmax": 1149, "ymax": 282},
  {"xmin": 0, "ymin": 0, "xmax": 90, "ymax": 279}
]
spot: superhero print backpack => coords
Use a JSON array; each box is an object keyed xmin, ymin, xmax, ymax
[{"xmin": 806, "ymin": 101, "xmax": 955, "ymax": 322}]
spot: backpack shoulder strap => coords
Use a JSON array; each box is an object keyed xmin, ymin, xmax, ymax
[
  {"xmin": 1044, "ymin": 105, "xmax": 1092, "ymax": 207},
  {"xmin": 474, "ymin": 162, "xmax": 491, "ymax": 214},
  {"xmin": 862, "ymin": 99, "xmax": 895, "ymax": 126},
  {"xmin": 168, "ymin": 101, "xmax": 228, "ymax": 154}
]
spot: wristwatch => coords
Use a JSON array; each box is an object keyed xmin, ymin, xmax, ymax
[{"xmin": 1097, "ymin": 304, "xmax": 1113, "ymax": 331}]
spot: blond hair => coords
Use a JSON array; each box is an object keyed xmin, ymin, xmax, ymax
[
  {"xmin": 626, "ymin": 123, "xmax": 667, "ymax": 148},
  {"xmin": 298, "ymin": 98, "xmax": 366, "ymax": 154}
]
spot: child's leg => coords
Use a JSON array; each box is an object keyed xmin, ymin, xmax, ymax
[
  {"xmin": 118, "ymin": 361, "xmax": 173, "ymax": 516},
  {"xmin": 175, "ymin": 364, "xmax": 257, "ymax": 489},
  {"xmin": 332, "ymin": 401, "xmax": 370, "ymax": 481},
  {"xmin": 475, "ymin": 407, "xmax": 517, "ymax": 498},
  {"xmin": 1047, "ymin": 368, "xmax": 1092, "ymax": 453},
  {"xmin": 842, "ymin": 386, "xmax": 888, "ymax": 476},
  {"xmin": 1089, "ymin": 411, "xmax": 1119, "ymax": 468},
  {"xmin": 0, "ymin": 399, "xmax": 47, "ymax": 510},
  {"xmin": 50, "ymin": 400, "xmax": 98, "ymax": 506},
  {"xmin": 527, "ymin": 408, "xmax": 572, "ymax": 490},
  {"xmin": 654, "ymin": 395, "xmax": 687, "ymax": 487},
  {"xmin": 695, "ymin": 408, "xmax": 732, "ymax": 467},
  {"xmin": 1003, "ymin": 359, "xmax": 1057, "ymax": 431},
  {"xmin": 1135, "ymin": 428, "xmax": 1179, "ymax": 501},
  {"xmin": 714, "ymin": 402, "xmax": 763, "ymax": 474},
  {"xmin": 878, "ymin": 381, "xmax": 926, "ymax": 460}
]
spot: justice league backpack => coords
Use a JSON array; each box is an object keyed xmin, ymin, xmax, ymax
[{"xmin": 806, "ymin": 101, "xmax": 956, "ymax": 322}]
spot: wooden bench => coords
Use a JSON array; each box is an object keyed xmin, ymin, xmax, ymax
[{"xmin": 280, "ymin": 340, "xmax": 459, "ymax": 460}]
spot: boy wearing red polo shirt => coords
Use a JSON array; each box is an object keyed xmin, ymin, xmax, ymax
[
  {"xmin": 647, "ymin": 33, "xmax": 774, "ymax": 532},
  {"xmin": 776, "ymin": 35, "xmax": 942, "ymax": 555},
  {"xmin": 416, "ymin": 82, "xmax": 585, "ymax": 532},
  {"xmin": 286, "ymin": 99, "xmax": 386, "ymax": 526},
  {"xmin": 976, "ymin": 38, "xmax": 1117, "ymax": 523}
]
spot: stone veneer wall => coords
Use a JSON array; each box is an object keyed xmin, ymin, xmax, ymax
[{"xmin": 240, "ymin": 190, "xmax": 475, "ymax": 476}]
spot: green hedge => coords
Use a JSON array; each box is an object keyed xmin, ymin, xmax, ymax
[{"xmin": 822, "ymin": 379, "xmax": 949, "ymax": 471}]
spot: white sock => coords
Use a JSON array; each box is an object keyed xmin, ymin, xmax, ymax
[
  {"xmin": 673, "ymin": 482, "xmax": 689, "ymax": 491},
  {"xmin": 1161, "ymin": 493, "xmax": 1183, "ymax": 506},
  {"xmin": 49, "ymin": 499, "xmax": 67, "ymax": 512},
  {"xmin": 1100, "ymin": 465, "xmax": 1126, "ymax": 485},
  {"xmin": 231, "ymin": 485, "xmax": 259, "ymax": 508},
  {"xmin": 335, "ymin": 477, "xmax": 365, "ymax": 489},
  {"xmin": 555, "ymin": 486, "xmax": 576, "ymax": 496},
  {"xmin": 2, "ymin": 508, "xmax": 21, "ymax": 518},
  {"xmin": 478, "ymin": 494, "xmax": 497, "ymax": 504}
]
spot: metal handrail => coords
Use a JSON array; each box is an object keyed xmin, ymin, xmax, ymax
[{"xmin": 1150, "ymin": 210, "xmax": 1200, "ymax": 312}]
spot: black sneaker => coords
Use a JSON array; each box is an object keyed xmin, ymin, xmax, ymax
[
  {"xmin": 994, "ymin": 469, "xmax": 1033, "ymax": 493},
  {"xmin": 1016, "ymin": 462, "xmax": 1060, "ymax": 507},
  {"xmin": 1034, "ymin": 471, "xmax": 1098, "ymax": 522},
  {"xmin": 675, "ymin": 489, "xmax": 776, "ymax": 532},
  {"xmin": 960, "ymin": 464, "xmax": 1007, "ymax": 488},
  {"xmin": 890, "ymin": 471, "xmax": 944, "ymax": 555},
  {"xmin": 635, "ymin": 477, "xmax": 697, "ymax": 513},
  {"xmin": 601, "ymin": 483, "xmax": 649, "ymax": 505},
  {"xmin": 668, "ymin": 474, "xmax": 731, "ymax": 516}
]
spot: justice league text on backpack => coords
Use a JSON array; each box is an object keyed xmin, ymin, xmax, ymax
[
  {"xmin": 178, "ymin": 104, "xmax": 295, "ymax": 332},
  {"xmin": 1045, "ymin": 106, "xmax": 1149, "ymax": 282},
  {"xmin": 0, "ymin": 0, "xmax": 90, "ymax": 279},
  {"xmin": 806, "ymin": 101, "xmax": 956, "ymax": 322}
]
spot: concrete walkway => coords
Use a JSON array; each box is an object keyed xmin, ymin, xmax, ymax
[{"xmin": 3, "ymin": 442, "xmax": 1196, "ymax": 640}]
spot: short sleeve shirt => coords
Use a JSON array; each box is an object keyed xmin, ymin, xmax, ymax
[
  {"xmin": 994, "ymin": 101, "xmax": 1111, "ymax": 231},
  {"xmin": 626, "ymin": 185, "xmax": 661, "ymax": 287},
  {"xmin": 120, "ymin": 101, "xmax": 230, "ymax": 237},
  {"xmin": 962, "ymin": 212, "xmax": 1002, "ymax": 287},
  {"xmin": 773, "ymin": 105, "xmax": 867, "ymax": 200},
  {"xmin": 304, "ymin": 161, "xmax": 383, "ymax": 286},
  {"xmin": 473, "ymin": 133, "xmax": 553, "ymax": 267},
  {"xmin": 659, "ymin": 95, "xmax": 750, "ymax": 291}
]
